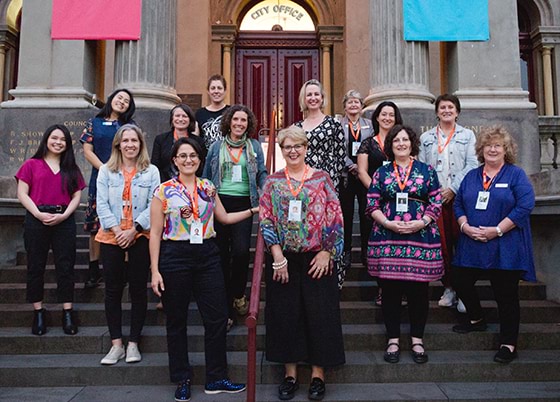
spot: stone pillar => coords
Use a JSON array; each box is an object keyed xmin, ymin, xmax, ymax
[
  {"xmin": 321, "ymin": 44, "xmax": 332, "ymax": 115},
  {"xmin": 114, "ymin": 0, "xmax": 180, "ymax": 109},
  {"xmin": 365, "ymin": 0, "xmax": 434, "ymax": 109},
  {"xmin": 317, "ymin": 26, "xmax": 343, "ymax": 116},
  {"xmin": 542, "ymin": 46, "xmax": 555, "ymax": 116},
  {"xmin": 222, "ymin": 44, "xmax": 232, "ymax": 105},
  {"xmin": 3, "ymin": 0, "xmax": 94, "ymax": 108},
  {"xmin": 0, "ymin": 44, "xmax": 6, "ymax": 102}
]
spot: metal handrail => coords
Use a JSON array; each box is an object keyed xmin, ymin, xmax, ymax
[{"xmin": 246, "ymin": 110, "xmax": 277, "ymax": 402}]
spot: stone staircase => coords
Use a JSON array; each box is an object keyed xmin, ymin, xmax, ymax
[{"xmin": 1, "ymin": 217, "xmax": 560, "ymax": 401}]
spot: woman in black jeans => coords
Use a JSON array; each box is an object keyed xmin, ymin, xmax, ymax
[{"xmin": 16, "ymin": 124, "xmax": 85, "ymax": 336}]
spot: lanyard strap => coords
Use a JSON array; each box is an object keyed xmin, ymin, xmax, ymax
[
  {"xmin": 482, "ymin": 171, "xmax": 495, "ymax": 191},
  {"xmin": 349, "ymin": 121, "xmax": 361, "ymax": 141},
  {"xmin": 436, "ymin": 125, "xmax": 456, "ymax": 154},
  {"xmin": 227, "ymin": 145, "xmax": 243, "ymax": 164},
  {"xmin": 393, "ymin": 159, "xmax": 413, "ymax": 192},
  {"xmin": 178, "ymin": 177, "xmax": 200, "ymax": 219},
  {"xmin": 173, "ymin": 129, "xmax": 189, "ymax": 142},
  {"xmin": 284, "ymin": 165, "xmax": 309, "ymax": 197}
]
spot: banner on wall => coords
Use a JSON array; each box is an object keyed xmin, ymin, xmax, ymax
[
  {"xmin": 403, "ymin": 0, "xmax": 489, "ymax": 41},
  {"xmin": 51, "ymin": 0, "xmax": 141, "ymax": 40}
]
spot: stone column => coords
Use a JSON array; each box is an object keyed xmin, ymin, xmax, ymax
[
  {"xmin": 114, "ymin": 0, "xmax": 180, "ymax": 109},
  {"xmin": 321, "ymin": 44, "xmax": 332, "ymax": 115},
  {"xmin": 365, "ymin": 0, "xmax": 434, "ymax": 109},
  {"xmin": 0, "ymin": 44, "xmax": 6, "ymax": 102},
  {"xmin": 222, "ymin": 44, "xmax": 232, "ymax": 105},
  {"xmin": 3, "ymin": 0, "xmax": 94, "ymax": 108},
  {"xmin": 542, "ymin": 46, "xmax": 555, "ymax": 116}
]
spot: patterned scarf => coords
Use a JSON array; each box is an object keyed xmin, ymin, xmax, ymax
[{"xmin": 219, "ymin": 133, "xmax": 256, "ymax": 181}]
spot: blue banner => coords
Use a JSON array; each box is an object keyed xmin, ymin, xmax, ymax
[{"xmin": 403, "ymin": 0, "xmax": 489, "ymax": 41}]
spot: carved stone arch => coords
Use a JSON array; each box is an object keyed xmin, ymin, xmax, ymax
[
  {"xmin": 518, "ymin": 0, "xmax": 554, "ymax": 28},
  {"xmin": 0, "ymin": 0, "xmax": 21, "ymax": 34}
]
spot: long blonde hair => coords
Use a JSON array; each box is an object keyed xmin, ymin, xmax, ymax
[{"xmin": 106, "ymin": 124, "xmax": 151, "ymax": 172}]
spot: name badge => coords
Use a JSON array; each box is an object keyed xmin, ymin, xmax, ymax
[
  {"xmin": 190, "ymin": 220, "xmax": 203, "ymax": 244},
  {"xmin": 102, "ymin": 121, "xmax": 113, "ymax": 126},
  {"xmin": 288, "ymin": 200, "xmax": 302, "ymax": 222},
  {"xmin": 352, "ymin": 142, "xmax": 361, "ymax": 156},
  {"xmin": 475, "ymin": 191, "xmax": 490, "ymax": 210},
  {"xmin": 495, "ymin": 183, "xmax": 508, "ymax": 188},
  {"xmin": 396, "ymin": 192, "xmax": 408, "ymax": 212},
  {"xmin": 231, "ymin": 165, "xmax": 243, "ymax": 182},
  {"xmin": 436, "ymin": 159, "xmax": 444, "ymax": 172},
  {"xmin": 382, "ymin": 161, "xmax": 390, "ymax": 166}
]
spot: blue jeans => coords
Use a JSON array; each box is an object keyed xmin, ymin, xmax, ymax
[{"xmin": 159, "ymin": 239, "xmax": 229, "ymax": 383}]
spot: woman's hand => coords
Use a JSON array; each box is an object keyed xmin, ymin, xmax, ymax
[
  {"xmin": 308, "ymin": 250, "xmax": 331, "ymax": 279},
  {"xmin": 42, "ymin": 213, "xmax": 68, "ymax": 226},
  {"xmin": 114, "ymin": 227, "xmax": 137, "ymax": 249},
  {"xmin": 273, "ymin": 266, "xmax": 289, "ymax": 284},
  {"xmin": 392, "ymin": 220, "xmax": 425, "ymax": 234},
  {"xmin": 151, "ymin": 271, "xmax": 165, "ymax": 297},
  {"xmin": 462, "ymin": 223, "xmax": 488, "ymax": 242},
  {"xmin": 441, "ymin": 188, "xmax": 456, "ymax": 205},
  {"xmin": 478, "ymin": 226, "xmax": 499, "ymax": 242}
]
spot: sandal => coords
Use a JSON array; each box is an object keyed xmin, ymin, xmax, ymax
[
  {"xmin": 411, "ymin": 343, "xmax": 428, "ymax": 364},
  {"xmin": 383, "ymin": 342, "xmax": 400, "ymax": 363}
]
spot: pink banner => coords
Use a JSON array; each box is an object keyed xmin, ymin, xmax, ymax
[{"xmin": 51, "ymin": 0, "xmax": 141, "ymax": 40}]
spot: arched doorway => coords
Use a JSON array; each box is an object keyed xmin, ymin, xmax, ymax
[{"xmin": 234, "ymin": 0, "xmax": 320, "ymax": 133}]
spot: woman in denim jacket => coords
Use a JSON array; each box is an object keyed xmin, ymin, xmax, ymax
[
  {"xmin": 418, "ymin": 94, "xmax": 478, "ymax": 312},
  {"xmin": 202, "ymin": 105, "xmax": 267, "ymax": 329},
  {"xmin": 96, "ymin": 124, "xmax": 160, "ymax": 365}
]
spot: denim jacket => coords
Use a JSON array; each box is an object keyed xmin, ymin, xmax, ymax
[
  {"xmin": 202, "ymin": 138, "xmax": 268, "ymax": 208},
  {"xmin": 96, "ymin": 164, "xmax": 160, "ymax": 230},
  {"xmin": 418, "ymin": 124, "xmax": 478, "ymax": 194}
]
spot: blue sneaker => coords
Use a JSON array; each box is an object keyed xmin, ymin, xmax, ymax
[
  {"xmin": 175, "ymin": 379, "xmax": 191, "ymax": 401},
  {"xmin": 204, "ymin": 378, "xmax": 246, "ymax": 394}
]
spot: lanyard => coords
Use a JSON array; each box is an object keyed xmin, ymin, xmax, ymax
[
  {"xmin": 173, "ymin": 129, "xmax": 189, "ymax": 142},
  {"xmin": 284, "ymin": 165, "xmax": 309, "ymax": 197},
  {"xmin": 177, "ymin": 177, "xmax": 200, "ymax": 219},
  {"xmin": 393, "ymin": 159, "xmax": 413, "ymax": 192},
  {"xmin": 436, "ymin": 125, "xmax": 455, "ymax": 154},
  {"xmin": 227, "ymin": 145, "xmax": 243, "ymax": 164},
  {"xmin": 349, "ymin": 121, "xmax": 361, "ymax": 141},
  {"xmin": 482, "ymin": 171, "xmax": 496, "ymax": 191}
]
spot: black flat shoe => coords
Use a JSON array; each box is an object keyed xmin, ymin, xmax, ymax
[
  {"xmin": 84, "ymin": 275, "xmax": 102, "ymax": 289},
  {"xmin": 494, "ymin": 346, "xmax": 518, "ymax": 364},
  {"xmin": 452, "ymin": 319, "xmax": 487, "ymax": 334},
  {"xmin": 383, "ymin": 342, "xmax": 400, "ymax": 363},
  {"xmin": 62, "ymin": 309, "xmax": 78, "ymax": 335},
  {"xmin": 411, "ymin": 343, "xmax": 428, "ymax": 364},
  {"xmin": 278, "ymin": 376, "xmax": 298, "ymax": 400},
  {"xmin": 32, "ymin": 308, "xmax": 47, "ymax": 336},
  {"xmin": 308, "ymin": 377, "xmax": 325, "ymax": 401}
]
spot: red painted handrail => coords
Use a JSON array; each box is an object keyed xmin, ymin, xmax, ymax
[{"xmin": 246, "ymin": 110, "xmax": 277, "ymax": 402}]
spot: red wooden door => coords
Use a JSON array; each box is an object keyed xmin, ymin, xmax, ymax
[{"xmin": 235, "ymin": 47, "xmax": 319, "ymax": 135}]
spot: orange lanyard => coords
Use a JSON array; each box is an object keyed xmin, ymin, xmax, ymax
[
  {"xmin": 436, "ymin": 125, "xmax": 455, "ymax": 154},
  {"xmin": 482, "ymin": 171, "xmax": 494, "ymax": 191},
  {"xmin": 349, "ymin": 121, "xmax": 361, "ymax": 141},
  {"xmin": 173, "ymin": 129, "xmax": 189, "ymax": 142},
  {"xmin": 178, "ymin": 177, "xmax": 200, "ymax": 219},
  {"xmin": 393, "ymin": 159, "xmax": 413, "ymax": 192},
  {"xmin": 227, "ymin": 146, "xmax": 243, "ymax": 164},
  {"xmin": 374, "ymin": 134, "xmax": 384, "ymax": 152},
  {"xmin": 121, "ymin": 168, "xmax": 137, "ymax": 221},
  {"xmin": 284, "ymin": 165, "xmax": 309, "ymax": 197}
]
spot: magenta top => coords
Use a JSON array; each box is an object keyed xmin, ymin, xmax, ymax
[{"xmin": 15, "ymin": 159, "xmax": 86, "ymax": 206}]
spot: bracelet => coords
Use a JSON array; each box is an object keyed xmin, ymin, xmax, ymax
[
  {"xmin": 272, "ymin": 258, "xmax": 287, "ymax": 270},
  {"xmin": 382, "ymin": 218, "xmax": 389, "ymax": 227},
  {"xmin": 460, "ymin": 221, "xmax": 467, "ymax": 233},
  {"xmin": 421, "ymin": 217, "xmax": 429, "ymax": 227}
]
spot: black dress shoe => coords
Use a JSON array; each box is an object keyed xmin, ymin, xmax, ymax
[
  {"xmin": 62, "ymin": 309, "xmax": 78, "ymax": 335},
  {"xmin": 308, "ymin": 377, "xmax": 325, "ymax": 401},
  {"xmin": 494, "ymin": 346, "xmax": 518, "ymax": 364},
  {"xmin": 84, "ymin": 275, "xmax": 102, "ymax": 289},
  {"xmin": 32, "ymin": 308, "xmax": 47, "ymax": 336},
  {"xmin": 452, "ymin": 319, "xmax": 487, "ymax": 334},
  {"xmin": 278, "ymin": 376, "xmax": 298, "ymax": 400},
  {"xmin": 411, "ymin": 343, "xmax": 429, "ymax": 364},
  {"xmin": 383, "ymin": 342, "xmax": 400, "ymax": 363}
]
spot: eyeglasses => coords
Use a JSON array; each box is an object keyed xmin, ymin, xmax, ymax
[
  {"xmin": 175, "ymin": 153, "xmax": 199, "ymax": 161},
  {"xmin": 281, "ymin": 144, "xmax": 305, "ymax": 152},
  {"xmin": 484, "ymin": 144, "xmax": 503, "ymax": 150}
]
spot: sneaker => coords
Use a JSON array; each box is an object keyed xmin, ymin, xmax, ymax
[
  {"xmin": 438, "ymin": 288, "xmax": 457, "ymax": 307},
  {"xmin": 125, "ymin": 343, "xmax": 142, "ymax": 363},
  {"xmin": 457, "ymin": 298, "xmax": 467, "ymax": 313},
  {"xmin": 233, "ymin": 295, "xmax": 249, "ymax": 315},
  {"xmin": 494, "ymin": 346, "xmax": 518, "ymax": 364},
  {"xmin": 452, "ymin": 319, "xmax": 487, "ymax": 334},
  {"xmin": 100, "ymin": 345, "xmax": 125, "ymax": 365},
  {"xmin": 204, "ymin": 379, "xmax": 246, "ymax": 394},
  {"xmin": 175, "ymin": 379, "xmax": 191, "ymax": 402}
]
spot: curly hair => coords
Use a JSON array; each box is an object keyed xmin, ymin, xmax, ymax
[
  {"xmin": 475, "ymin": 125, "xmax": 517, "ymax": 164},
  {"xmin": 220, "ymin": 104, "xmax": 257, "ymax": 138}
]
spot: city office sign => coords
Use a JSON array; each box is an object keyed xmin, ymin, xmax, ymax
[{"xmin": 240, "ymin": 0, "xmax": 314, "ymax": 31}]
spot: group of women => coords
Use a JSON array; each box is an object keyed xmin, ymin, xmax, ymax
[{"xmin": 14, "ymin": 76, "xmax": 536, "ymax": 401}]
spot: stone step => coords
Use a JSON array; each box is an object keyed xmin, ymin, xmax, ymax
[
  {"xmin": 1, "ymin": 300, "xmax": 559, "ymax": 327},
  {"xmin": 2, "ymin": 350, "xmax": 560, "ymax": 387},
  {"xmin": 2, "ymin": 382, "xmax": 560, "ymax": 401},
  {"xmin": 1, "ymin": 323, "xmax": 560, "ymax": 355}
]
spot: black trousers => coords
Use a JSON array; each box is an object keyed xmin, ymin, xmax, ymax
[
  {"xmin": 378, "ymin": 278, "xmax": 430, "ymax": 339},
  {"xmin": 265, "ymin": 252, "xmax": 345, "ymax": 367},
  {"xmin": 159, "ymin": 240, "xmax": 228, "ymax": 384},
  {"xmin": 453, "ymin": 267, "xmax": 522, "ymax": 346},
  {"xmin": 100, "ymin": 236, "xmax": 150, "ymax": 343},
  {"xmin": 214, "ymin": 194, "xmax": 253, "ymax": 318},
  {"xmin": 339, "ymin": 173, "xmax": 371, "ymax": 258},
  {"xmin": 24, "ymin": 212, "xmax": 76, "ymax": 304}
]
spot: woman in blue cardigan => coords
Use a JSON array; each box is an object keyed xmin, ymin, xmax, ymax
[{"xmin": 451, "ymin": 125, "xmax": 535, "ymax": 364}]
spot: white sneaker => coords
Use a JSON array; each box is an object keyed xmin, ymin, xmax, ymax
[
  {"xmin": 125, "ymin": 343, "xmax": 142, "ymax": 363},
  {"xmin": 438, "ymin": 288, "xmax": 457, "ymax": 307},
  {"xmin": 100, "ymin": 345, "xmax": 125, "ymax": 365},
  {"xmin": 457, "ymin": 298, "xmax": 467, "ymax": 313}
]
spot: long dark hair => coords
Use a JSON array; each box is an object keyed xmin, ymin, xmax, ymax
[
  {"xmin": 371, "ymin": 101, "xmax": 403, "ymax": 134},
  {"xmin": 32, "ymin": 124, "xmax": 84, "ymax": 196},
  {"xmin": 96, "ymin": 88, "xmax": 136, "ymax": 124}
]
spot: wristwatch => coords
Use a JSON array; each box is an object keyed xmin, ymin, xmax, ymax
[{"xmin": 496, "ymin": 226, "xmax": 503, "ymax": 237}]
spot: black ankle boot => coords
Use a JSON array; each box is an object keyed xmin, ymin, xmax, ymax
[
  {"xmin": 84, "ymin": 260, "xmax": 102, "ymax": 289},
  {"xmin": 62, "ymin": 308, "xmax": 78, "ymax": 335},
  {"xmin": 32, "ymin": 308, "xmax": 47, "ymax": 336}
]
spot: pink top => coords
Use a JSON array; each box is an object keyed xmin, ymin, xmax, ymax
[{"xmin": 15, "ymin": 159, "xmax": 85, "ymax": 206}]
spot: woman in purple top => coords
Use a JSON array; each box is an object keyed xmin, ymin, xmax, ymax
[{"xmin": 15, "ymin": 124, "xmax": 86, "ymax": 336}]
